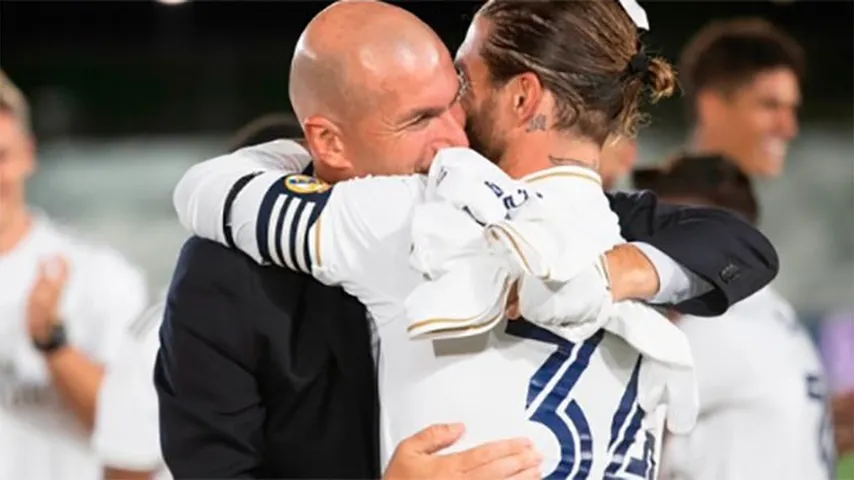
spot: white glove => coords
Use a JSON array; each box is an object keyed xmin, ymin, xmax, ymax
[{"xmin": 518, "ymin": 254, "xmax": 614, "ymax": 342}]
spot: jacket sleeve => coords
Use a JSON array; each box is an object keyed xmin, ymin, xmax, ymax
[
  {"xmin": 607, "ymin": 189, "xmax": 779, "ymax": 316},
  {"xmin": 155, "ymin": 237, "xmax": 269, "ymax": 478}
]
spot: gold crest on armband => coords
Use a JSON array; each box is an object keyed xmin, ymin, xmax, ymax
[{"xmin": 285, "ymin": 174, "xmax": 331, "ymax": 194}]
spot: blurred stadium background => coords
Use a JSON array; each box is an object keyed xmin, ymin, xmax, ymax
[{"xmin": 2, "ymin": 0, "xmax": 852, "ymax": 474}]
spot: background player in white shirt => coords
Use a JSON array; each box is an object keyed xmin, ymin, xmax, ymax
[
  {"xmin": 171, "ymin": 1, "xmax": 779, "ymax": 477},
  {"xmin": 93, "ymin": 301, "xmax": 168, "ymax": 480},
  {"xmin": 91, "ymin": 114, "xmax": 298, "ymax": 480},
  {"xmin": 0, "ymin": 71, "xmax": 148, "ymax": 480},
  {"xmin": 635, "ymin": 154, "xmax": 834, "ymax": 480}
]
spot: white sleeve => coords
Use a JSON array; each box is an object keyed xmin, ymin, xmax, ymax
[
  {"xmin": 92, "ymin": 301, "xmax": 165, "ymax": 471},
  {"xmin": 173, "ymin": 138, "xmax": 425, "ymax": 293},
  {"xmin": 632, "ymin": 242, "xmax": 714, "ymax": 304},
  {"xmin": 229, "ymin": 173, "xmax": 425, "ymax": 291},
  {"xmin": 173, "ymin": 139, "xmax": 313, "ymax": 245}
]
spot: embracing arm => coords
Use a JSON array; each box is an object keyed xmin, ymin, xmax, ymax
[
  {"xmin": 173, "ymin": 140, "xmax": 424, "ymax": 287},
  {"xmin": 173, "ymin": 140, "xmax": 313, "ymax": 249},
  {"xmin": 607, "ymin": 189, "xmax": 779, "ymax": 316}
]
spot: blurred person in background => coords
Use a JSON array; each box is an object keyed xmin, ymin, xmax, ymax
[
  {"xmin": 91, "ymin": 114, "xmax": 297, "ymax": 480},
  {"xmin": 679, "ymin": 18, "xmax": 803, "ymax": 178},
  {"xmin": 635, "ymin": 154, "xmax": 834, "ymax": 480},
  {"xmin": 679, "ymin": 16, "xmax": 854, "ymax": 464},
  {"xmin": 600, "ymin": 136, "xmax": 639, "ymax": 190},
  {"xmin": 820, "ymin": 311, "xmax": 854, "ymax": 459},
  {"xmin": 225, "ymin": 113, "xmax": 303, "ymax": 153},
  {"xmin": 0, "ymin": 70, "xmax": 148, "ymax": 479}
]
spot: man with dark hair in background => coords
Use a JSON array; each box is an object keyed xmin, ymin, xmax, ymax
[
  {"xmin": 632, "ymin": 154, "xmax": 760, "ymax": 224},
  {"xmin": 679, "ymin": 18, "xmax": 804, "ymax": 177},
  {"xmin": 680, "ymin": 17, "xmax": 854, "ymax": 463},
  {"xmin": 635, "ymin": 154, "xmax": 834, "ymax": 480},
  {"xmin": 93, "ymin": 114, "xmax": 297, "ymax": 480},
  {"xmin": 226, "ymin": 113, "xmax": 302, "ymax": 153}
]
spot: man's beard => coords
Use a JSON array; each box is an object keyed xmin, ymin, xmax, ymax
[{"xmin": 464, "ymin": 99, "xmax": 504, "ymax": 164}]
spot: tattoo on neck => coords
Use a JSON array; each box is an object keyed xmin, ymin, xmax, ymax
[
  {"xmin": 548, "ymin": 155, "xmax": 598, "ymax": 170},
  {"xmin": 527, "ymin": 114, "xmax": 547, "ymax": 132}
]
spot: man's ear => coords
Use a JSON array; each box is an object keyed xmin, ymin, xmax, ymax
[
  {"xmin": 506, "ymin": 72, "xmax": 544, "ymax": 126},
  {"xmin": 696, "ymin": 89, "xmax": 727, "ymax": 128},
  {"xmin": 302, "ymin": 115, "xmax": 352, "ymax": 173}
]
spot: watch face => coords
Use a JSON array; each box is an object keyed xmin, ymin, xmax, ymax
[{"xmin": 34, "ymin": 324, "xmax": 67, "ymax": 352}]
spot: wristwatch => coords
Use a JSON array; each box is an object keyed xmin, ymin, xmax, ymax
[{"xmin": 32, "ymin": 323, "xmax": 68, "ymax": 354}]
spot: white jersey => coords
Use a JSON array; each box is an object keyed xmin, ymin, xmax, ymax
[
  {"xmin": 174, "ymin": 142, "xmax": 670, "ymax": 478},
  {"xmin": 0, "ymin": 213, "xmax": 148, "ymax": 480},
  {"xmin": 662, "ymin": 287, "xmax": 833, "ymax": 480},
  {"xmin": 92, "ymin": 297, "xmax": 172, "ymax": 480}
]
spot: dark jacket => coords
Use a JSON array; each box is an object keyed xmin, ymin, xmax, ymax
[{"xmin": 156, "ymin": 237, "xmax": 378, "ymax": 478}]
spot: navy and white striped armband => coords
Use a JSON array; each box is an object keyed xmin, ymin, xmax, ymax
[
  {"xmin": 256, "ymin": 174, "xmax": 331, "ymax": 273},
  {"xmin": 223, "ymin": 172, "xmax": 264, "ymax": 250}
]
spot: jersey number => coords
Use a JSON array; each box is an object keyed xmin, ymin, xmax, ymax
[{"xmin": 507, "ymin": 321, "xmax": 656, "ymax": 479}]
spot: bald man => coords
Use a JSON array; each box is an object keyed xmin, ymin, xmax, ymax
[
  {"xmin": 287, "ymin": 0, "xmax": 467, "ymax": 181},
  {"xmin": 156, "ymin": 5, "xmax": 530, "ymax": 479},
  {"xmin": 156, "ymin": 2, "xmax": 776, "ymax": 479}
]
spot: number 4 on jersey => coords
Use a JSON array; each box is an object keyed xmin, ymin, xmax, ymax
[{"xmin": 508, "ymin": 321, "xmax": 656, "ymax": 479}]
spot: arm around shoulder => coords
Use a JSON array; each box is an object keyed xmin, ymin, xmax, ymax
[
  {"xmin": 173, "ymin": 140, "xmax": 313, "ymax": 244},
  {"xmin": 607, "ymin": 189, "xmax": 779, "ymax": 316}
]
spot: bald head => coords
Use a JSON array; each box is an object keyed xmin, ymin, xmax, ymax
[
  {"xmin": 289, "ymin": 1, "xmax": 447, "ymax": 123},
  {"xmin": 289, "ymin": 1, "xmax": 466, "ymax": 183}
]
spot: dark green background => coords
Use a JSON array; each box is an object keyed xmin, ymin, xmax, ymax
[{"xmin": 2, "ymin": 0, "xmax": 851, "ymax": 137}]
